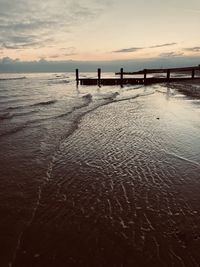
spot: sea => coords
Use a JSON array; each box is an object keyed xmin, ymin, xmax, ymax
[{"xmin": 0, "ymin": 72, "xmax": 200, "ymax": 267}]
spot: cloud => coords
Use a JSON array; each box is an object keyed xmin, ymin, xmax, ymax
[
  {"xmin": 47, "ymin": 53, "xmax": 77, "ymax": 59},
  {"xmin": 184, "ymin": 46, "xmax": 200, "ymax": 52},
  {"xmin": 0, "ymin": 0, "xmax": 107, "ymax": 50},
  {"xmin": 112, "ymin": 43, "xmax": 177, "ymax": 53},
  {"xmin": 150, "ymin": 43, "xmax": 177, "ymax": 48},
  {"xmin": 1, "ymin": 55, "xmax": 200, "ymax": 73},
  {"xmin": 159, "ymin": 52, "xmax": 184, "ymax": 58},
  {"xmin": 1, "ymin": 37, "xmax": 53, "ymax": 50},
  {"xmin": 113, "ymin": 47, "xmax": 143, "ymax": 53},
  {"xmin": 1, "ymin": 56, "xmax": 20, "ymax": 63}
]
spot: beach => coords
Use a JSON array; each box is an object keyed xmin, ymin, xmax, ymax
[{"xmin": 0, "ymin": 73, "xmax": 200, "ymax": 267}]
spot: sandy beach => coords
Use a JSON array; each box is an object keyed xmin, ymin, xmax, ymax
[{"xmin": 0, "ymin": 73, "xmax": 200, "ymax": 267}]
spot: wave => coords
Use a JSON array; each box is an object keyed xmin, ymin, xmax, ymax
[
  {"xmin": 82, "ymin": 93, "xmax": 92, "ymax": 101},
  {"xmin": 0, "ymin": 123, "xmax": 28, "ymax": 138},
  {"xmin": 6, "ymin": 105, "xmax": 27, "ymax": 111},
  {"xmin": 124, "ymin": 85, "xmax": 144, "ymax": 91},
  {"xmin": 96, "ymin": 92, "xmax": 119, "ymax": 101},
  {"xmin": 4, "ymin": 100, "xmax": 56, "ymax": 111},
  {"xmin": 55, "ymin": 74, "xmax": 70, "ymax": 79},
  {"xmin": 1, "ymin": 100, "xmax": 57, "ymax": 115},
  {"xmin": 48, "ymin": 79, "xmax": 70, "ymax": 84},
  {"xmin": 7, "ymin": 94, "xmax": 94, "ymax": 123},
  {"xmin": 32, "ymin": 100, "xmax": 57, "ymax": 107},
  {"xmin": 0, "ymin": 112, "xmax": 13, "ymax": 120},
  {"xmin": 49, "ymin": 75, "xmax": 70, "ymax": 80},
  {"xmin": 14, "ymin": 110, "xmax": 37, "ymax": 117},
  {"xmin": 57, "ymin": 80, "xmax": 70, "ymax": 84},
  {"xmin": 1, "ymin": 110, "xmax": 37, "ymax": 120},
  {"xmin": 1, "ymin": 94, "xmax": 92, "ymax": 126},
  {"xmin": 55, "ymin": 94, "xmax": 93, "ymax": 119},
  {"xmin": 0, "ymin": 77, "xmax": 26, "ymax": 81},
  {"xmin": 0, "ymin": 91, "xmax": 152, "ymax": 139},
  {"xmin": 72, "ymin": 94, "xmax": 93, "ymax": 110}
]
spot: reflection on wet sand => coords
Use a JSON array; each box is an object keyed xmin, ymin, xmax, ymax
[
  {"xmin": 0, "ymin": 74, "xmax": 199, "ymax": 267},
  {"xmin": 14, "ymin": 89, "xmax": 200, "ymax": 267}
]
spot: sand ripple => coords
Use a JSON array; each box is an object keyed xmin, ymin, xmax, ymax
[{"xmin": 13, "ymin": 91, "xmax": 200, "ymax": 267}]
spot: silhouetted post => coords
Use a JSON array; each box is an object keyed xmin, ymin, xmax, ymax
[
  {"xmin": 192, "ymin": 69, "xmax": 195, "ymax": 79},
  {"xmin": 76, "ymin": 69, "xmax": 79, "ymax": 86},
  {"xmin": 144, "ymin": 69, "xmax": 147, "ymax": 84},
  {"xmin": 98, "ymin": 68, "xmax": 101, "ymax": 87},
  {"xmin": 167, "ymin": 69, "xmax": 170, "ymax": 81},
  {"xmin": 120, "ymin": 68, "xmax": 123, "ymax": 87}
]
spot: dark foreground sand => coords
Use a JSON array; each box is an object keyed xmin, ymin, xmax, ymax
[
  {"xmin": 0, "ymin": 77, "xmax": 199, "ymax": 267},
  {"xmin": 12, "ymin": 87, "xmax": 200, "ymax": 267}
]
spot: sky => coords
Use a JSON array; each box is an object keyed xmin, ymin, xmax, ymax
[{"xmin": 0, "ymin": 0, "xmax": 200, "ymax": 71}]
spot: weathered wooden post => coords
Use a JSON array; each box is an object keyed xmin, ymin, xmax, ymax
[
  {"xmin": 98, "ymin": 68, "xmax": 101, "ymax": 87},
  {"xmin": 76, "ymin": 69, "xmax": 79, "ymax": 86},
  {"xmin": 167, "ymin": 69, "xmax": 170, "ymax": 81},
  {"xmin": 120, "ymin": 68, "xmax": 123, "ymax": 87},
  {"xmin": 144, "ymin": 69, "xmax": 147, "ymax": 84},
  {"xmin": 191, "ymin": 68, "xmax": 195, "ymax": 79}
]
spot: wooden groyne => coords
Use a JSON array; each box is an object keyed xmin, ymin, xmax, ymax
[{"xmin": 76, "ymin": 65, "xmax": 200, "ymax": 86}]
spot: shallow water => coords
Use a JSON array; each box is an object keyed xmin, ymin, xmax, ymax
[{"xmin": 0, "ymin": 73, "xmax": 200, "ymax": 267}]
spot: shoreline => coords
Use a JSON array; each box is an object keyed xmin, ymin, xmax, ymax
[{"xmin": 164, "ymin": 78, "xmax": 200, "ymax": 98}]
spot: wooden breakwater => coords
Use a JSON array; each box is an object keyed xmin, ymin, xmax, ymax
[{"xmin": 76, "ymin": 65, "xmax": 200, "ymax": 86}]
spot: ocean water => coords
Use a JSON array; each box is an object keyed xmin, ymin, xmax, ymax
[{"xmin": 0, "ymin": 73, "xmax": 200, "ymax": 267}]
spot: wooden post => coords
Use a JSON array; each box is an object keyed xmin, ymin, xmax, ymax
[
  {"xmin": 98, "ymin": 68, "xmax": 101, "ymax": 87},
  {"xmin": 192, "ymin": 69, "xmax": 195, "ymax": 79},
  {"xmin": 167, "ymin": 69, "xmax": 170, "ymax": 81},
  {"xmin": 120, "ymin": 68, "xmax": 123, "ymax": 87},
  {"xmin": 144, "ymin": 69, "xmax": 147, "ymax": 84},
  {"xmin": 76, "ymin": 69, "xmax": 79, "ymax": 86}
]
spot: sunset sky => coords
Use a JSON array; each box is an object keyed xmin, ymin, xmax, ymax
[{"xmin": 0, "ymin": 0, "xmax": 200, "ymax": 70}]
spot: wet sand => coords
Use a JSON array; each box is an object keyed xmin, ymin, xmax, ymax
[
  {"xmin": 12, "ymin": 89, "xmax": 200, "ymax": 267},
  {"xmin": 0, "ymin": 74, "xmax": 200, "ymax": 267}
]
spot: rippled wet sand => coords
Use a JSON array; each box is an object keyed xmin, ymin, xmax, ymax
[
  {"xmin": 0, "ymin": 75, "xmax": 200, "ymax": 267},
  {"xmin": 12, "ymin": 92, "xmax": 200, "ymax": 267}
]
